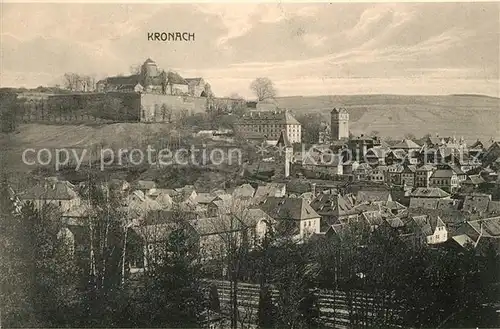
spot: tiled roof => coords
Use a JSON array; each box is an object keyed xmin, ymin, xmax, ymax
[
  {"xmin": 185, "ymin": 78, "xmax": 203, "ymax": 85},
  {"xmin": 260, "ymin": 197, "xmax": 320, "ymax": 220},
  {"xmin": 105, "ymin": 74, "xmax": 140, "ymax": 86},
  {"xmin": 327, "ymin": 223, "xmax": 349, "ymax": 236},
  {"xmin": 410, "ymin": 215, "xmax": 433, "ymax": 236},
  {"xmin": 195, "ymin": 192, "xmax": 217, "ymax": 204},
  {"xmin": 254, "ymin": 183, "xmax": 286, "ymax": 201},
  {"xmin": 237, "ymin": 208, "xmax": 274, "ymax": 227},
  {"xmin": 391, "ymin": 139, "xmax": 421, "ymax": 149},
  {"xmin": 487, "ymin": 200, "xmax": 500, "ymax": 214},
  {"xmin": 467, "ymin": 216, "xmax": 500, "ymax": 237},
  {"xmin": 237, "ymin": 110, "xmax": 301, "ymax": 125},
  {"xmin": 386, "ymin": 217, "xmax": 405, "ymax": 228},
  {"xmin": 462, "ymin": 194, "xmax": 492, "ymax": 213},
  {"xmin": 21, "ymin": 181, "xmax": 78, "ymax": 200},
  {"xmin": 436, "ymin": 199, "xmax": 461, "ymax": 211},
  {"xmin": 429, "ymin": 215, "xmax": 446, "ymax": 231},
  {"xmin": 276, "ymin": 130, "xmax": 292, "ymax": 148},
  {"xmin": 356, "ymin": 190, "xmax": 391, "ymax": 203},
  {"xmin": 431, "ymin": 169, "xmax": 454, "ymax": 178},
  {"xmin": 417, "ymin": 164, "xmax": 435, "ymax": 171},
  {"xmin": 232, "ymin": 184, "xmax": 255, "ymax": 199},
  {"xmin": 402, "ymin": 164, "xmax": 417, "ymax": 173},
  {"xmin": 451, "ymin": 234, "xmax": 476, "ymax": 248},
  {"xmin": 310, "ymin": 193, "xmax": 356, "ymax": 217},
  {"xmin": 411, "ymin": 187, "xmax": 450, "ymax": 198}
]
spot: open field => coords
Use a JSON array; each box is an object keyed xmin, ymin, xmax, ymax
[{"xmin": 275, "ymin": 94, "xmax": 500, "ymax": 141}]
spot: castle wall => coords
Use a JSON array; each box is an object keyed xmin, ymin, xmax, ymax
[
  {"xmin": 140, "ymin": 94, "xmax": 198, "ymax": 122},
  {"xmin": 17, "ymin": 92, "xmax": 209, "ymax": 124},
  {"xmin": 19, "ymin": 92, "xmax": 141, "ymax": 122}
]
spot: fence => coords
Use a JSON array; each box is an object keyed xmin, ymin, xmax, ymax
[{"xmin": 209, "ymin": 280, "xmax": 404, "ymax": 329}]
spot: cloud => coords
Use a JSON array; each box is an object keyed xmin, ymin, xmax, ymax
[{"xmin": 0, "ymin": 3, "xmax": 498, "ymax": 97}]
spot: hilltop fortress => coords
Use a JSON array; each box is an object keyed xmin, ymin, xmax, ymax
[{"xmin": 16, "ymin": 59, "xmax": 214, "ymax": 123}]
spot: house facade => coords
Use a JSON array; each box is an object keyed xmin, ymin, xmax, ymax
[
  {"xmin": 19, "ymin": 179, "xmax": 81, "ymax": 212},
  {"xmin": 429, "ymin": 169, "xmax": 459, "ymax": 193},
  {"xmin": 415, "ymin": 165, "xmax": 435, "ymax": 188},
  {"xmin": 234, "ymin": 110, "xmax": 302, "ymax": 144},
  {"xmin": 259, "ymin": 197, "xmax": 321, "ymax": 240}
]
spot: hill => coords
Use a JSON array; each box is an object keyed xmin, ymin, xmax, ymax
[
  {"xmin": 274, "ymin": 94, "xmax": 500, "ymax": 141},
  {"xmin": 1, "ymin": 94, "xmax": 499, "ymax": 175}
]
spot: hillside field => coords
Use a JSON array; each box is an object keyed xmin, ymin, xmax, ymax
[{"xmin": 275, "ymin": 94, "xmax": 500, "ymax": 141}]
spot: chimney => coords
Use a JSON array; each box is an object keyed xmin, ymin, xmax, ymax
[{"xmin": 311, "ymin": 183, "xmax": 317, "ymax": 197}]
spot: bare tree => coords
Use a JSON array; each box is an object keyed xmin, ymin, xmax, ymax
[
  {"xmin": 63, "ymin": 73, "xmax": 81, "ymax": 91},
  {"xmin": 229, "ymin": 93, "xmax": 244, "ymax": 100},
  {"xmin": 129, "ymin": 64, "xmax": 142, "ymax": 75},
  {"xmin": 250, "ymin": 77, "xmax": 276, "ymax": 101},
  {"xmin": 63, "ymin": 73, "xmax": 96, "ymax": 92},
  {"xmin": 204, "ymin": 83, "xmax": 214, "ymax": 98}
]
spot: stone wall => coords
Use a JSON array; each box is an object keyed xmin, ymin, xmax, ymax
[
  {"xmin": 140, "ymin": 93, "xmax": 204, "ymax": 122},
  {"xmin": 19, "ymin": 92, "xmax": 141, "ymax": 122},
  {"xmin": 17, "ymin": 92, "xmax": 209, "ymax": 123}
]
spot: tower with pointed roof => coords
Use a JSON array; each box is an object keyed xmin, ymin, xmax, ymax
[
  {"xmin": 275, "ymin": 130, "xmax": 293, "ymax": 178},
  {"xmin": 331, "ymin": 108, "xmax": 349, "ymax": 141}
]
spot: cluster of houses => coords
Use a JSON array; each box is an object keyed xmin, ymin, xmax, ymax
[
  {"xmin": 13, "ymin": 153, "xmax": 500, "ymax": 275},
  {"xmin": 288, "ymin": 135, "xmax": 500, "ymax": 193}
]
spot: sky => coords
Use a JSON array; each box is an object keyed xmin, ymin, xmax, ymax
[{"xmin": 1, "ymin": 2, "xmax": 499, "ymax": 98}]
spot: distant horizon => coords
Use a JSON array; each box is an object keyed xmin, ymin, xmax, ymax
[
  {"xmin": 1, "ymin": 3, "xmax": 498, "ymax": 98},
  {"xmin": 3, "ymin": 84, "xmax": 499, "ymax": 101}
]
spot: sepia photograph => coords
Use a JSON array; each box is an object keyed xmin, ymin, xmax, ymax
[{"xmin": 0, "ymin": 1, "xmax": 499, "ymax": 328}]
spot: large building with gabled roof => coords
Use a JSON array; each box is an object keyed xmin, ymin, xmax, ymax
[{"xmin": 234, "ymin": 109, "xmax": 302, "ymax": 143}]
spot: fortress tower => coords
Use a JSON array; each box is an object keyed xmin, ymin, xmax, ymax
[
  {"xmin": 142, "ymin": 58, "xmax": 158, "ymax": 77},
  {"xmin": 331, "ymin": 108, "xmax": 349, "ymax": 141}
]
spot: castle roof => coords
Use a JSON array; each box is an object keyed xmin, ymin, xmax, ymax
[
  {"xmin": 411, "ymin": 187, "xmax": 450, "ymax": 198},
  {"xmin": 186, "ymin": 78, "xmax": 203, "ymax": 85},
  {"xmin": 105, "ymin": 74, "xmax": 140, "ymax": 86},
  {"xmin": 167, "ymin": 71, "xmax": 188, "ymax": 85},
  {"xmin": 144, "ymin": 58, "xmax": 156, "ymax": 65}
]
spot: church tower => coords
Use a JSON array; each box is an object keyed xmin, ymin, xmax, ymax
[
  {"xmin": 275, "ymin": 130, "xmax": 293, "ymax": 178},
  {"xmin": 331, "ymin": 108, "xmax": 349, "ymax": 141}
]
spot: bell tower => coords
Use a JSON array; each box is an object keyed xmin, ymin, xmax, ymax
[
  {"xmin": 331, "ymin": 108, "xmax": 349, "ymax": 141},
  {"xmin": 275, "ymin": 130, "xmax": 293, "ymax": 178}
]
